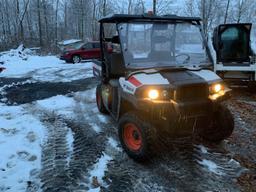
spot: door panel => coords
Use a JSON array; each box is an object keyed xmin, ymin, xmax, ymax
[
  {"xmin": 213, "ymin": 24, "xmax": 252, "ymax": 63},
  {"xmin": 81, "ymin": 43, "xmax": 94, "ymax": 59}
]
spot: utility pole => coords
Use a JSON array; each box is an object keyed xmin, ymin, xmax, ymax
[{"xmin": 153, "ymin": 0, "xmax": 156, "ymax": 14}]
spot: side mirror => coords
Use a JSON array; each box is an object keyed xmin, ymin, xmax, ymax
[{"xmin": 81, "ymin": 47, "xmax": 85, "ymax": 50}]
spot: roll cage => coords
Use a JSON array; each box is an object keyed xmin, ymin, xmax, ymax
[{"xmin": 99, "ymin": 14, "xmax": 213, "ymax": 81}]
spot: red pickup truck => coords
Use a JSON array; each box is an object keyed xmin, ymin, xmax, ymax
[{"xmin": 60, "ymin": 41, "xmax": 112, "ymax": 63}]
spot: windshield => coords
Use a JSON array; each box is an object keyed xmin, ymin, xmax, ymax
[
  {"xmin": 220, "ymin": 26, "xmax": 250, "ymax": 60},
  {"xmin": 118, "ymin": 22, "xmax": 211, "ymax": 69}
]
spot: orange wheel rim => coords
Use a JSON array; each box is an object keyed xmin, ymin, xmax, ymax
[{"xmin": 123, "ymin": 123, "xmax": 142, "ymax": 151}]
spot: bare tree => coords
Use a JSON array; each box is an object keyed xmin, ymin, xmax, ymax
[
  {"xmin": 0, "ymin": 0, "xmax": 256, "ymax": 52},
  {"xmin": 37, "ymin": 0, "xmax": 43, "ymax": 47},
  {"xmin": 223, "ymin": 0, "xmax": 230, "ymax": 24}
]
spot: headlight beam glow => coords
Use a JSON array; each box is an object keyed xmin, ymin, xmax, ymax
[{"xmin": 148, "ymin": 89, "xmax": 159, "ymax": 100}]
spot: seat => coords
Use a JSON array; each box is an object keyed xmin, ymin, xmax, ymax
[{"xmin": 148, "ymin": 51, "xmax": 174, "ymax": 62}]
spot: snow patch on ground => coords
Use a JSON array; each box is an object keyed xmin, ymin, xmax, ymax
[
  {"xmin": 74, "ymin": 88, "xmax": 96, "ymax": 103},
  {"xmin": 97, "ymin": 114, "xmax": 108, "ymax": 123},
  {"xmin": 0, "ymin": 103, "xmax": 45, "ymax": 191},
  {"xmin": 197, "ymin": 145, "xmax": 208, "ymax": 154},
  {"xmin": 0, "ymin": 47, "xmax": 93, "ymax": 82},
  {"xmin": 108, "ymin": 137, "xmax": 122, "ymax": 152},
  {"xmin": 88, "ymin": 152, "xmax": 112, "ymax": 191},
  {"xmin": 66, "ymin": 128, "xmax": 74, "ymax": 163},
  {"xmin": 89, "ymin": 123, "xmax": 102, "ymax": 133},
  {"xmin": 36, "ymin": 95, "xmax": 76, "ymax": 118},
  {"xmin": 197, "ymin": 159, "xmax": 224, "ymax": 175}
]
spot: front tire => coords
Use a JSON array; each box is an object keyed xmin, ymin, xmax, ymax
[
  {"xmin": 72, "ymin": 55, "xmax": 81, "ymax": 63},
  {"xmin": 198, "ymin": 104, "xmax": 234, "ymax": 142},
  {"xmin": 118, "ymin": 112, "xmax": 157, "ymax": 161}
]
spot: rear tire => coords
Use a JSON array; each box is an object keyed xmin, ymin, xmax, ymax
[
  {"xmin": 72, "ymin": 55, "xmax": 81, "ymax": 63},
  {"xmin": 118, "ymin": 112, "xmax": 157, "ymax": 161},
  {"xmin": 197, "ymin": 104, "xmax": 234, "ymax": 142},
  {"xmin": 96, "ymin": 84, "xmax": 108, "ymax": 114}
]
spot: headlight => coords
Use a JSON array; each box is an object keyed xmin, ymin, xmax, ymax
[
  {"xmin": 209, "ymin": 83, "xmax": 225, "ymax": 100},
  {"xmin": 213, "ymin": 84, "xmax": 222, "ymax": 92},
  {"xmin": 148, "ymin": 89, "xmax": 159, "ymax": 100},
  {"xmin": 209, "ymin": 83, "xmax": 223, "ymax": 94}
]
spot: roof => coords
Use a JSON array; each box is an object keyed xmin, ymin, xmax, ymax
[
  {"xmin": 58, "ymin": 39, "xmax": 82, "ymax": 46},
  {"xmin": 99, "ymin": 14, "xmax": 201, "ymax": 23}
]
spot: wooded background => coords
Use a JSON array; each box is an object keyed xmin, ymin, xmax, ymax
[{"xmin": 0, "ymin": 0, "xmax": 255, "ymax": 52}]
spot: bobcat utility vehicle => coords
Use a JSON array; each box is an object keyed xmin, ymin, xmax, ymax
[
  {"xmin": 213, "ymin": 23, "xmax": 256, "ymax": 87},
  {"xmin": 93, "ymin": 14, "xmax": 234, "ymax": 161}
]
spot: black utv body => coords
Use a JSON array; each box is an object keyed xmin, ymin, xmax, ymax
[{"xmin": 93, "ymin": 14, "xmax": 234, "ymax": 161}]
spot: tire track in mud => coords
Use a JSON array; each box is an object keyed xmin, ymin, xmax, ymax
[
  {"xmin": 25, "ymin": 84, "xmax": 253, "ymax": 192},
  {"xmin": 71, "ymin": 88, "xmax": 245, "ymax": 191},
  {"xmin": 40, "ymin": 114, "xmax": 71, "ymax": 192},
  {"xmin": 225, "ymin": 90, "xmax": 256, "ymax": 190},
  {"xmin": 103, "ymin": 137, "xmax": 244, "ymax": 192},
  {"xmin": 26, "ymin": 103, "xmax": 107, "ymax": 192}
]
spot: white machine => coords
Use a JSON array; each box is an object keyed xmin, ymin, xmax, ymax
[{"xmin": 212, "ymin": 23, "xmax": 256, "ymax": 86}]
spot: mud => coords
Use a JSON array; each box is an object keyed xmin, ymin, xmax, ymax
[
  {"xmin": 0, "ymin": 77, "xmax": 255, "ymax": 192},
  {"xmin": 0, "ymin": 77, "xmax": 97, "ymax": 105}
]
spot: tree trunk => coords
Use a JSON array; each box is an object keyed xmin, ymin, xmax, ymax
[
  {"xmin": 55, "ymin": 0, "xmax": 60, "ymax": 49},
  {"xmin": 224, "ymin": 0, "xmax": 230, "ymax": 24},
  {"xmin": 153, "ymin": 0, "xmax": 156, "ymax": 14},
  {"xmin": 37, "ymin": 0, "xmax": 43, "ymax": 47},
  {"xmin": 42, "ymin": 0, "xmax": 49, "ymax": 44}
]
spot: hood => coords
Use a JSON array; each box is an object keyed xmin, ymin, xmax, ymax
[
  {"xmin": 126, "ymin": 69, "xmax": 221, "ymax": 87},
  {"xmin": 119, "ymin": 69, "xmax": 221, "ymax": 95}
]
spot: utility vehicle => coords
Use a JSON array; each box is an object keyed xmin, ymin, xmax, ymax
[
  {"xmin": 213, "ymin": 23, "xmax": 256, "ymax": 87},
  {"xmin": 93, "ymin": 14, "xmax": 234, "ymax": 161}
]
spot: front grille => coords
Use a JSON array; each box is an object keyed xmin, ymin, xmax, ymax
[{"xmin": 175, "ymin": 83, "xmax": 208, "ymax": 101}]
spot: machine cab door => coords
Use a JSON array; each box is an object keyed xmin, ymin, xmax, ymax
[{"xmin": 212, "ymin": 23, "xmax": 252, "ymax": 63}]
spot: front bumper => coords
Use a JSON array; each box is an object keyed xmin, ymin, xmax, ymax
[
  {"xmin": 60, "ymin": 54, "xmax": 72, "ymax": 61},
  {"xmin": 134, "ymin": 94, "xmax": 231, "ymax": 136},
  {"xmin": 60, "ymin": 56, "xmax": 69, "ymax": 61},
  {"xmin": 137, "ymin": 99, "xmax": 211, "ymax": 120}
]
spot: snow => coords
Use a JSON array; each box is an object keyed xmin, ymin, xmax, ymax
[
  {"xmin": 197, "ymin": 145, "xmax": 208, "ymax": 154},
  {"xmin": 88, "ymin": 152, "xmax": 112, "ymax": 190},
  {"xmin": 108, "ymin": 137, "xmax": 121, "ymax": 151},
  {"xmin": 66, "ymin": 128, "xmax": 74, "ymax": 163},
  {"xmin": 60, "ymin": 39, "xmax": 82, "ymax": 46},
  {"xmin": 88, "ymin": 188, "xmax": 101, "ymax": 192},
  {"xmin": 89, "ymin": 123, "xmax": 102, "ymax": 133},
  {"xmin": 0, "ymin": 47, "xmax": 93, "ymax": 82},
  {"xmin": 36, "ymin": 95, "xmax": 76, "ymax": 118},
  {"xmin": 97, "ymin": 114, "xmax": 108, "ymax": 123},
  {"xmin": 197, "ymin": 159, "xmax": 224, "ymax": 175},
  {"xmin": 0, "ymin": 104, "xmax": 45, "ymax": 191}
]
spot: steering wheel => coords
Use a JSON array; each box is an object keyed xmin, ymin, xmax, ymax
[{"xmin": 175, "ymin": 54, "xmax": 190, "ymax": 64}]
